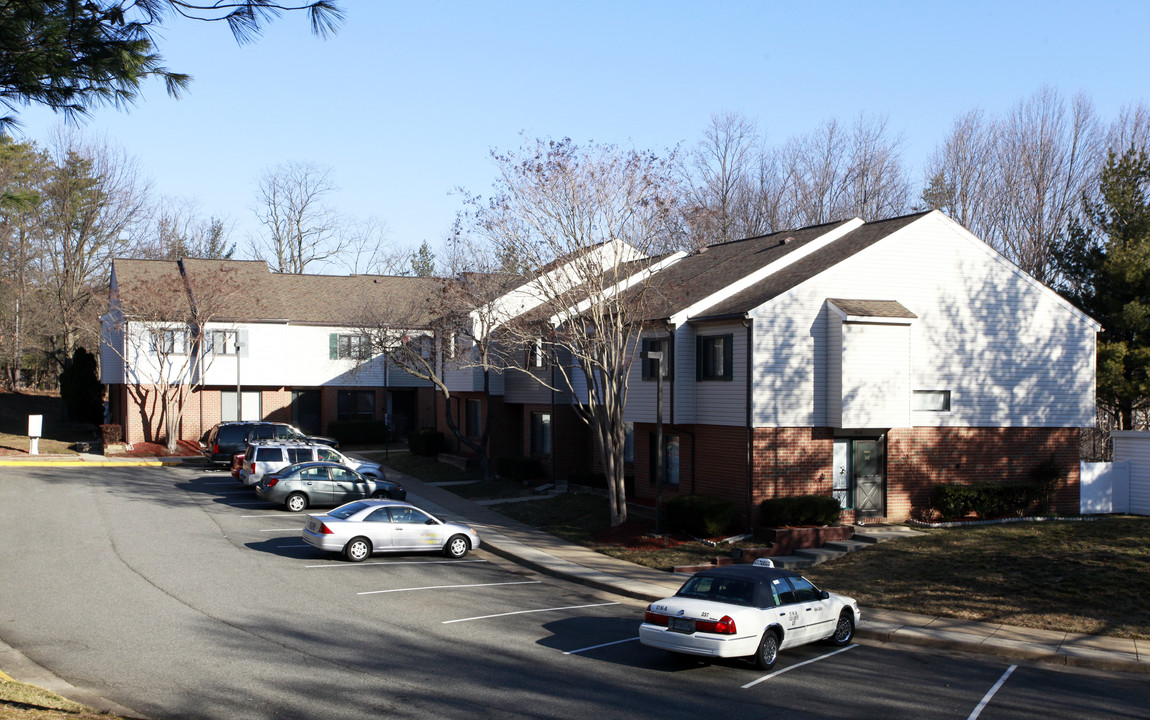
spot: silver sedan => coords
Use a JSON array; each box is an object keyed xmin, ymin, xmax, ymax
[
  {"xmin": 302, "ymin": 499, "xmax": 481, "ymax": 561},
  {"xmin": 255, "ymin": 461, "xmax": 406, "ymax": 512}
]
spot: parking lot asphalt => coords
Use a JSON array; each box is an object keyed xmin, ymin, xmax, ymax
[{"xmin": 1, "ymin": 450, "xmax": 1146, "ymax": 699}]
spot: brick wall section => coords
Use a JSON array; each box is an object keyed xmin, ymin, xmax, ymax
[
  {"xmin": 886, "ymin": 427, "xmax": 1081, "ymax": 519},
  {"xmin": 264, "ymin": 388, "xmax": 291, "ymax": 423},
  {"xmin": 512, "ymin": 403, "xmax": 592, "ymax": 482}
]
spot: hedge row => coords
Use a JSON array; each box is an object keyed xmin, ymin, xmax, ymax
[
  {"xmin": 929, "ymin": 482, "xmax": 1046, "ymax": 520},
  {"xmin": 326, "ymin": 420, "xmax": 389, "ymax": 445},
  {"xmin": 759, "ymin": 495, "xmax": 842, "ymax": 527}
]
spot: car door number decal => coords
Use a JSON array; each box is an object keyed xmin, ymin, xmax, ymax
[{"xmin": 787, "ymin": 610, "xmax": 799, "ymax": 626}]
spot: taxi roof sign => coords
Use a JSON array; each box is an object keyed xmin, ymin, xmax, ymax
[{"xmin": 752, "ymin": 558, "xmax": 774, "ymax": 568}]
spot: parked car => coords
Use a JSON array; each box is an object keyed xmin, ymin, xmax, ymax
[
  {"xmin": 240, "ymin": 440, "xmax": 385, "ymax": 486},
  {"xmin": 255, "ymin": 461, "xmax": 404, "ymax": 512},
  {"xmin": 229, "ymin": 452, "xmax": 246, "ymax": 480},
  {"xmin": 638, "ymin": 559, "xmax": 859, "ymax": 670},
  {"xmin": 301, "ymin": 499, "xmax": 480, "ymax": 561},
  {"xmin": 200, "ymin": 421, "xmax": 339, "ymax": 465}
]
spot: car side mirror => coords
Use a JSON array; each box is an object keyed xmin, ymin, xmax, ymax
[
  {"xmin": 425, "ymin": 519, "xmax": 436, "ymax": 525},
  {"xmin": 821, "ymin": 590, "xmax": 830, "ymax": 600}
]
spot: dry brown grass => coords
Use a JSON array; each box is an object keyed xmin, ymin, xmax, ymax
[{"xmin": 0, "ymin": 679, "xmax": 127, "ymax": 720}]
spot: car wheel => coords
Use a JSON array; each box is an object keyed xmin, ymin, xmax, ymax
[
  {"xmin": 285, "ymin": 492, "xmax": 308, "ymax": 513},
  {"xmin": 754, "ymin": 629, "xmax": 779, "ymax": 671},
  {"xmin": 828, "ymin": 611, "xmax": 855, "ymax": 646},
  {"xmin": 344, "ymin": 537, "xmax": 371, "ymax": 562},
  {"xmin": 443, "ymin": 534, "xmax": 470, "ymax": 558}
]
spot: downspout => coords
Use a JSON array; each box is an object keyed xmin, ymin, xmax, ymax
[{"xmin": 745, "ymin": 315, "xmax": 754, "ymax": 532}]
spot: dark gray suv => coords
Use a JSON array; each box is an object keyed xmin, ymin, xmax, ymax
[{"xmin": 201, "ymin": 421, "xmax": 339, "ymax": 465}]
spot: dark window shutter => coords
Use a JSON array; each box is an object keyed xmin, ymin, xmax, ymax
[
  {"xmin": 641, "ymin": 339, "xmax": 652, "ymax": 380},
  {"xmin": 723, "ymin": 333, "xmax": 734, "ymax": 381},
  {"xmin": 330, "ymin": 333, "xmax": 338, "ymax": 359}
]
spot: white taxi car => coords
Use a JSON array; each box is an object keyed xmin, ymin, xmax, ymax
[{"xmin": 639, "ymin": 559, "xmax": 859, "ymax": 670}]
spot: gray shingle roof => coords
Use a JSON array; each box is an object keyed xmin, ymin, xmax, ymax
[
  {"xmin": 827, "ymin": 298, "xmax": 917, "ymax": 319},
  {"xmin": 627, "ymin": 220, "xmax": 854, "ymax": 321},
  {"xmin": 691, "ymin": 213, "xmax": 928, "ymax": 321},
  {"xmin": 113, "ymin": 258, "xmax": 449, "ymax": 328}
]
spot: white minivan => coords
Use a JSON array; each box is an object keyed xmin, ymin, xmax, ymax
[{"xmin": 241, "ymin": 441, "xmax": 385, "ymax": 486}]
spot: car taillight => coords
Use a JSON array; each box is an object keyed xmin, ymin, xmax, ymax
[
  {"xmin": 695, "ymin": 615, "xmax": 737, "ymax": 635},
  {"xmin": 643, "ymin": 605, "xmax": 669, "ymax": 626},
  {"xmin": 319, "ymin": 523, "xmax": 333, "ymax": 535},
  {"xmin": 213, "ymin": 443, "xmax": 220, "ymax": 454},
  {"xmin": 266, "ymin": 478, "xmax": 279, "ymax": 487}
]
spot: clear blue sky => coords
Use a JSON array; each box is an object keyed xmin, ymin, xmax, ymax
[{"xmin": 13, "ymin": 0, "xmax": 1150, "ymax": 272}]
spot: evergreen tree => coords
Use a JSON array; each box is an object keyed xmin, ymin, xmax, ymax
[
  {"xmin": 1055, "ymin": 145, "xmax": 1150, "ymax": 429},
  {"xmin": 411, "ymin": 240, "xmax": 436, "ymax": 277},
  {"xmin": 0, "ymin": 1, "xmax": 342, "ymax": 130}
]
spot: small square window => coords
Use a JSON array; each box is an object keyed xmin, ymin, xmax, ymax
[{"xmin": 913, "ymin": 390, "xmax": 951, "ymax": 412}]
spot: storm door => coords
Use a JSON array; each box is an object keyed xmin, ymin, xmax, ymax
[
  {"xmin": 833, "ymin": 437, "xmax": 886, "ymax": 518},
  {"xmin": 853, "ymin": 439, "xmax": 885, "ymax": 518}
]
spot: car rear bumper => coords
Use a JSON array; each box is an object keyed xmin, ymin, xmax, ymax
[
  {"xmin": 302, "ymin": 527, "xmax": 344, "ymax": 552},
  {"xmin": 638, "ymin": 624, "xmax": 759, "ymax": 658}
]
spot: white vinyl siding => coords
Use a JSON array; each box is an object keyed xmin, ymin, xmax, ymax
[
  {"xmin": 692, "ymin": 321, "xmax": 747, "ymax": 426},
  {"xmin": 750, "ymin": 213, "xmax": 1097, "ymax": 429},
  {"xmin": 836, "ymin": 322, "xmax": 912, "ymax": 428},
  {"xmin": 196, "ymin": 322, "xmax": 430, "ymax": 388}
]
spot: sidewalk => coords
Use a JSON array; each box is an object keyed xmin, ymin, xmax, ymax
[{"xmin": 2, "ymin": 451, "xmax": 1146, "ymax": 679}]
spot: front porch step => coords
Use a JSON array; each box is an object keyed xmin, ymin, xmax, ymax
[
  {"xmin": 853, "ymin": 525, "xmax": 925, "ymax": 544},
  {"xmin": 792, "ymin": 546, "xmax": 848, "ymax": 566},
  {"xmin": 823, "ymin": 539, "xmax": 871, "ymax": 553}
]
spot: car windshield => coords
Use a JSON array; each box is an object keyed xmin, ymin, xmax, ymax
[
  {"xmin": 676, "ymin": 575, "xmax": 757, "ymax": 607},
  {"xmin": 329, "ymin": 501, "xmax": 372, "ymax": 519}
]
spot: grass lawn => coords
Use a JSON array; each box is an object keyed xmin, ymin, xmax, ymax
[{"xmin": 489, "ymin": 492, "xmax": 1150, "ymax": 639}]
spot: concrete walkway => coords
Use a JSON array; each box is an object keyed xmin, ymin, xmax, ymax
[{"xmin": 0, "ymin": 450, "xmax": 1145, "ymax": 716}]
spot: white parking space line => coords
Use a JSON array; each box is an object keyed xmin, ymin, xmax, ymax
[
  {"xmin": 563, "ymin": 637, "xmax": 640, "ymax": 655},
  {"xmin": 443, "ymin": 601, "xmax": 618, "ymax": 624},
  {"xmin": 240, "ymin": 515, "xmax": 294, "ymax": 519},
  {"xmin": 362, "ymin": 581, "xmax": 540, "ymax": 597},
  {"xmin": 967, "ymin": 665, "xmax": 1017, "ymax": 720},
  {"xmin": 305, "ymin": 559, "xmax": 488, "ymax": 568},
  {"xmin": 741, "ymin": 644, "xmax": 859, "ymax": 688}
]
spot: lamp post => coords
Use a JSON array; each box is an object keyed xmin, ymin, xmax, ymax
[
  {"xmin": 644, "ymin": 349, "xmax": 664, "ymax": 534},
  {"xmin": 235, "ymin": 337, "xmax": 243, "ymax": 421}
]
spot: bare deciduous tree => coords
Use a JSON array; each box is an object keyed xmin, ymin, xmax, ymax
[
  {"xmin": 251, "ymin": 160, "xmax": 346, "ymax": 273},
  {"xmin": 467, "ymin": 137, "xmax": 683, "ymax": 527}
]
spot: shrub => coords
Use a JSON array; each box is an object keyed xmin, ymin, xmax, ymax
[
  {"xmin": 496, "ymin": 456, "xmax": 544, "ymax": 482},
  {"xmin": 327, "ymin": 420, "xmax": 389, "ymax": 445},
  {"xmin": 99, "ymin": 424, "xmax": 122, "ymax": 446},
  {"xmin": 759, "ymin": 495, "xmax": 842, "ymax": 527},
  {"xmin": 665, "ymin": 494, "xmax": 737, "ymax": 538},
  {"xmin": 408, "ymin": 429, "xmax": 444, "ymax": 456},
  {"xmin": 929, "ymin": 481, "xmax": 1046, "ymax": 520}
]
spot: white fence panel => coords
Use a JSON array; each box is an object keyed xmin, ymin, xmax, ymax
[
  {"xmin": 1112, "ymin": 431, "xmax": 1150, "ymax": 516},
  {"xmin": 1079, "ymin": 461, "xmax": 1129, "ymax": 514}
]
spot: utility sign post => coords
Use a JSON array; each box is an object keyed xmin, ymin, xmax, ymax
[{"xmin": 28, "ymin": 414, "xmax": 42, "ymax": 455}]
